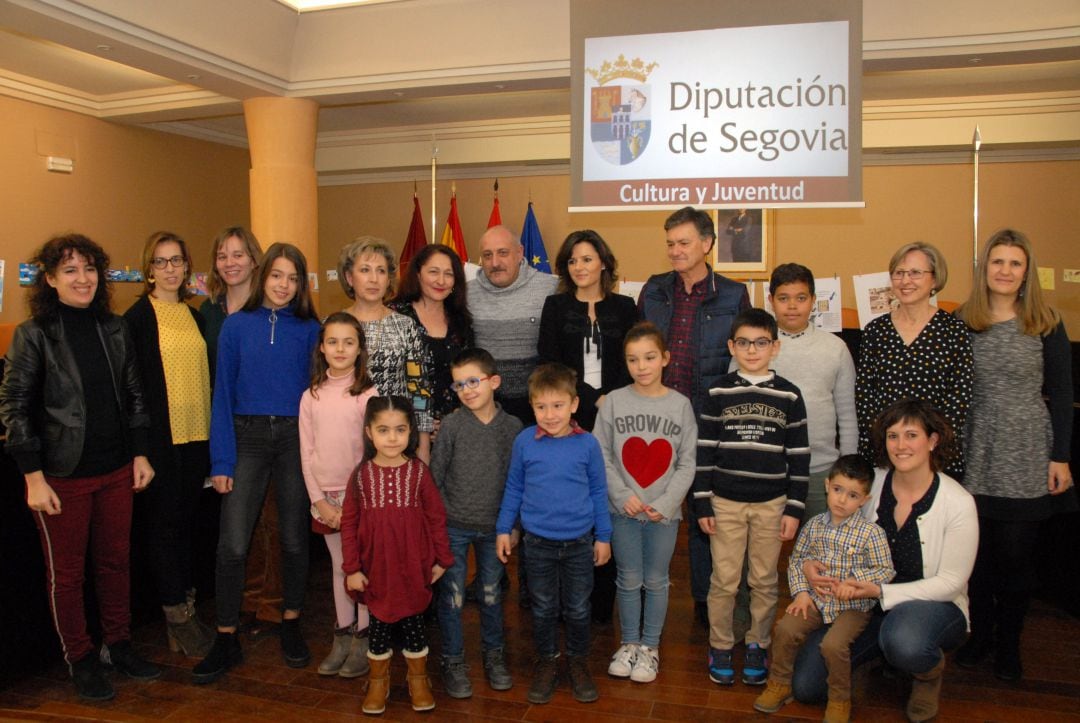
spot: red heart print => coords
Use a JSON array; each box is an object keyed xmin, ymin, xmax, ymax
[{"xmin": 622, "ymin": 437, "xmax": 673, "ymax": 488}]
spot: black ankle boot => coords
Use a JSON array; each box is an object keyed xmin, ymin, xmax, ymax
[
  {"xmin": 280, "ymin": 618, "xmax": 311, "ymax": 668},
  {"xmin": 102, "ymin": 640, "xmax": 161, "ymax": 680},
  {"xmin": 955, "ymin": 634, "xmax": 992, "ymax": 668},
  {"xmin": 192, "ymin": 631, "xmax": 243, "ymax": 684},
  {"xmin": 994, "ymin": 592, "xmax": 1028, "ymax": 681},
  {"xmin": 72, "ymin": 654, "xmax": 114, "ymax": 701}
]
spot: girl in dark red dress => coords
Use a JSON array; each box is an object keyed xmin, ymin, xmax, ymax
[{"xmin": 341, "ymin": 395, "xmax": 452, "ymax": 715}]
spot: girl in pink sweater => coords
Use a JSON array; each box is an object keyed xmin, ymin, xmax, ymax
[{"xmin": 299, "ymin": 312, "xmax": 378, "ymax": 677}]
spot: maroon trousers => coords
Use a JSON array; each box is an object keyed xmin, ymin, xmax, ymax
[{"xmin": 34, "ymin": 464, "xmax": 134, "ymax": 665}]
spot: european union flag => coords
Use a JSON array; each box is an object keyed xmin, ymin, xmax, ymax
[{"xmin": 520, "ymin": 202, "xmax": 551, "ymax": 273}]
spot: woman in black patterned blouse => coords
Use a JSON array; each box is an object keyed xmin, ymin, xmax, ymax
[
  {"xmin": 854, "ymin": 242, "xmax": 973, "ymax": 476},
  {"xmin": 390, "ymin": 245, "xmax": 474, "ymax": 425}
]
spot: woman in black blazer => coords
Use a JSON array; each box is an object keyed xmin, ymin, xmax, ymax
[{"xmin": 539, "ymin": 230, "xmax": 638, "ymax": 431}]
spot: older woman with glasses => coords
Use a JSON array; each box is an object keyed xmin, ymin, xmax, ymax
[{"xmin": 854, "ymin": 242, "xmax": 973, "ymax": 476}]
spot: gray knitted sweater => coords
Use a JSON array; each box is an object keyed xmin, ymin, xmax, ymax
[
  {"xmin": 430, "ymin": 404, "xmax": 523, "ymax": 531},
  {"xmin": 467, "ymin": 261, "xmax": 558, "ymax": 399}
]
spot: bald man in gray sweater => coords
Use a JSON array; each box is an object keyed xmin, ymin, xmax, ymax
[{"xmin": 467, "ymin": 225, "xmax": 558, "ymax": 425}]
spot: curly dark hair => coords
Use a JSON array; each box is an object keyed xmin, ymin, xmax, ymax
[
  {"xmin": 871, "ymin": 398, "xmax": 956, "ymax": 473},
  {"xmin": 553, "ymin": 230, "xmax": 618, "ymax": 296},
  {"xmin": 28, "ymin": 233, "xmax": 112, "ymax": 321},
  {"xmin": 393, "ymin": 245, "xmax": 474, "ymax": 344}
]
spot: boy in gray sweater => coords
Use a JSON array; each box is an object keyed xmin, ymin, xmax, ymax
[
  {"xmin": 766, "ymin": 264, "xmax": 857, "ymax": 520},
  {"xmin": 430, "ymin": 348, "xmax": 523, "ymax": 698}
]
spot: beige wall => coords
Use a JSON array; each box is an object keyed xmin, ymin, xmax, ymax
[
  {"xmin": 0, "ymin": 94, "xmax": 251, "ymax": 325},
  {"xmin": 318, "ymin": 160, "xmax": 1079, "ymax": 337}
]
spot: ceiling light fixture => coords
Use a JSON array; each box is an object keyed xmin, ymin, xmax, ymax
[{"xmin": 95, "ymin": 43, "xmax": 112, "ymax": 51}]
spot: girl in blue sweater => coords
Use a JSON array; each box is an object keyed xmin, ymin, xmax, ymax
[{"xmin": 194, "ymin": 243, "xmax": 321, "ymax": 684}]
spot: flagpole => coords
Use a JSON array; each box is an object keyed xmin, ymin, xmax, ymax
[
  {"xmin": 972, "ymin": 125, "xmax": 981, "ymax": 274},
  {"xmin": 431, "ymin": 138, "xmax": 438, "ymax": 244}
]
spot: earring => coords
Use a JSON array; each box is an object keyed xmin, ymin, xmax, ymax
[{"xmin": 147, "ymin": 274, "xmax": 156, "ymax": 284}]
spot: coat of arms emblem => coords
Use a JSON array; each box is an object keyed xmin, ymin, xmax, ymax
[{"xmin": 586, "ymin": 55, "xmax": 658, "ymax": 166}]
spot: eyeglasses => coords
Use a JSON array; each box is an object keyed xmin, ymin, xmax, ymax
[
  {"xmin": 449, "ymin": 376, "xmax": 491, "ymax": 392},
  {"xmin": 890, "ymin": 269, "xmax": 932, "ymax": 281},
  {"xmin": 732, "ymin": 338, "xmax": 775, "ymax": 350},
  {"xmin": 151, "ymin": 255, "xmax": 186, "ymax": 269}
]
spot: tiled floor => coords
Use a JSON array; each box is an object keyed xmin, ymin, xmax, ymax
[{"xmin": 2, "ymin": 534, "xmax": 1078, "ymax": 721}]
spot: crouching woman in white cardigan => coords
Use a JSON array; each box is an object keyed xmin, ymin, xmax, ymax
[{"xmin": 792, "ymin": 398, "xmax": 978, "ymax": 723}]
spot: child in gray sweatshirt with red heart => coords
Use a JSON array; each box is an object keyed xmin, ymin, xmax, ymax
[{"xmin": 593, "ymin": 322, "xmax": 698, "ymax": 684}]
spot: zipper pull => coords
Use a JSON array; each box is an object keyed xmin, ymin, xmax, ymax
[{"xmin": 269, "ymin": 309, "xmax": 277, "ymax": 345}]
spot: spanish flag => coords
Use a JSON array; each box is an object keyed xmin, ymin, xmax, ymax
[{"xmin": 440, "ymin": 193, "xmax": 468, "ymax": 262}]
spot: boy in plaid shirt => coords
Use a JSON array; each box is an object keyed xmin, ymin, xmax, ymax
[{"xmin": 753, "ymin": 455, "xmax": 894, "ymax": 723}]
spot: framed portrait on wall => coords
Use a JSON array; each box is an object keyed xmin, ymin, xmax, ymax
[{"xmin": 712, "ymin": 209, "xmax": 772, "ymax": 279}]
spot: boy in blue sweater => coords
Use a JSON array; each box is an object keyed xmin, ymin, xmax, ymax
[{"xmin": 496, "ymin": 363, "xmax": 612, "ymax": 706}]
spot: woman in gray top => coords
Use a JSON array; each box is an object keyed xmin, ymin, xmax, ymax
[{"xmin": 954, "ymin": 228, "xmax": 1075, "ymax": 681}]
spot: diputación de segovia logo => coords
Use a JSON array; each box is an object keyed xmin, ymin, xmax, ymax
[{"xmin": 587, "ymin": 55, "xmax": 658, "ymax": 166}]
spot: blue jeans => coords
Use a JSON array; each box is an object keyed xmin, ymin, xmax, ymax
[
  {"xmin": 215, "ymin": 415, "xmax": 309, "ymax": 628},
  {"xmin": 524, "ymin": 532, "xmax": 594, "ymax": 658},
  {"xmin": 611, "ymin": 515, "xmax": 679, "ymax": 647},
  {"xmin": 437, "ymin": 527, "xmax": 505, "ymax": 658},
  {"xmin": 791, "ymin": 601, "xmax": 968, "ymax": 704}
]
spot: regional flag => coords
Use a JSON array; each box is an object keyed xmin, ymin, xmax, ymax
[
  {"xmin": 399, "ymin": 194, "xmax": 427, "ymax": 278},
  {"xmin": 487, "ymin": 180, "xmax": 502, "ymax": 229}
]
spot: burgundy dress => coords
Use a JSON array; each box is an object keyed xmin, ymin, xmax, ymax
[{"xmin": 340, "ymin": 457, "xmax": 453, "ymax": 623}]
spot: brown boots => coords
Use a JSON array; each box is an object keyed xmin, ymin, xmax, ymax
[
  {"xmin": 362, "ymin": 652, "xmax": 391, "ymax": 715},
  {"xmin": 362, "ymin": 649, "xmax": 435, "ymax": 715},
  {"xmin": 164, "ymin": 602, "xmax": 213, "ymax": 658},
  {"xmin": 405, "ymin": 649, "xmax": 435, "ymax": 712},
  {"xmin": 906, "ymin": 657, "xmax": 944, "ymax": 722}
]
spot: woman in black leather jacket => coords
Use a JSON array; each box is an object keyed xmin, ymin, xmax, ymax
[{"xmin": 0, "ymin": 234, "xmax": 158, "ymax": 701}]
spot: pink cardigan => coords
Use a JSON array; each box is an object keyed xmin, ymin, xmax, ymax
[{"xmin": 299, "ymin": 371, "xmax": 378, "ymax": 503}]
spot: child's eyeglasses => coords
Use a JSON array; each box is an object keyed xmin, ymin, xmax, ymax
[
  {"xmin": 732, "ymin": 338, "xmax": 775, "ymax": 350},
  {"xmin": 449, "ymin": 376, "xmax": 491, "ymax": 392}
]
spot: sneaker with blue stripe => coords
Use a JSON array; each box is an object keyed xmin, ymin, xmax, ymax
[
  {"xmin": 742, "ymin": 643, "xmax": 768, "ymax": 685},
  {"xmin": 708, "ymin": 647, "xmax": 735, "ymax": 685}
]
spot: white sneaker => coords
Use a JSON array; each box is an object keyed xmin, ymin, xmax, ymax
[
  {"xmin": 630, "ymin": 645, "xmax": 659, "ymax": 683},
  {"xmin": 608, "ymin": 643, "xmax": 638, "ymax": 678}
]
